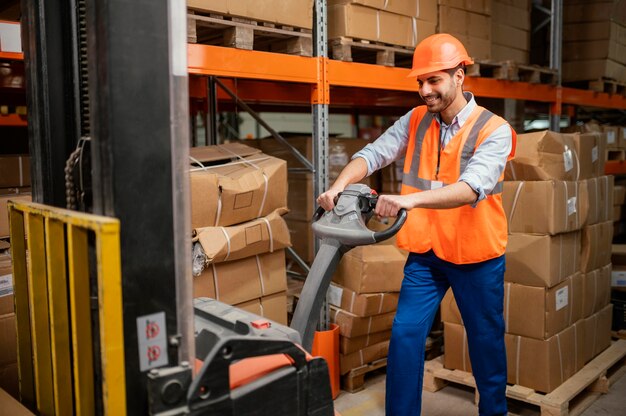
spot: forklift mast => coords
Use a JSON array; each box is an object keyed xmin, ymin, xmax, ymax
[{"xmin": 21, "ymin": 0, "xmax": 193, "ymax": 413}]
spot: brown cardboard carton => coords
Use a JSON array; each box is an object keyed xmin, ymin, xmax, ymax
[
  {"xmin": 0, "ymin": 313, "xmax": 16, "ymax": 367},
  {"xmin": 187, "ymin": 0, "xmax": 314, "ymax": 29},
  {"xmin": 491, "ymin": 44, "xmax": 528, "ymax": 64},
  {"xmin": 503, "ymin": 181, "xmax": 585, "ymax": 235},
  {"xmin": 582, "ymin": 264, "xmax": 612, "ymax": 318},
  {"xmin": 194, "ymin": 208, "xmax": 291, "ymax": 264},
  {"xmin": 493, "ymin": 0, "xmax": 530, "ymax": 9},
  {"xmin": 332, "ymin": 245, "xmax": 407, "ymax": 293},
  {"xmin": 190, "ymin": 152, "xmax": 287, "ymax": 228},
  {"xmin": 438, "ymin": 6, "xmax": 491, "ymax": 40},
  {"xmin": 328, "ymin": 283, "xmax": 399, "ymax": 316},
  {"xmin": 190, "ymin": 142, "xmax": 260, "ymax": 163},
  {"xmin": 582, "ymin": 176, "xmax": 614, "ymax": 225},
  {"xmin": 329, "ymin": 0, "xmax": 436, "ymax": 20},
  {"xmin": 614, "ymin": 205, "xmax": 622, "ymax": 222},
  {"xmin": 330, "ymin": 306, "xmax": 395, "ymax": 337},
  {"xmin": 491, "ymin": 23, "xmax": 529, "ymax": 51},
  {"xmin": 620, "ymin": 126, "xmax": 626, "ymax": 148},
  {"xmin": 505, "ymin": 131, "xmax": 580, "ymax": 182},
  {"xmin": 443, "ymin": 322, "xmax": 472, "ymax": 372},
  {"xmin": 562, "ymin": 59, "xmax": 626, "ymax": 83},
  {"xmin": 581, "ymin": 221, "xmax": 613, "ymax": 273},
  {"xmin": 612, "ymin": 244, "xmax": 626, "ymax": 265},
  {"xmin": 234, "ymin": 291, "xmax": 288, "ymax": 325},
  {"xmin": 0, "ymin": 368, "xmax": 20, "ymax": 406},
  {"xmin": 563, "ymin": 21, "xmax": 626, "ymax": 43},
  {"xmin": 573, "ymin": 132, "xmax": 607, "ymax": 179},
  {"xmin": 451, "ymin": 34, "xmax": 491, "ymax": 60},
  {"xmin": 614, "ymin": 185, "xmax": 626, "ymax": 205},
  {"xmin": 564, "ymin": 1, "xmax": 626, "ymax": 24},
  {"xmin": 504, "ymin": 232, "xmax": 580, "ymax": 287},
  {"xmin": 602, "ymin": 125, "xmax": 621, "ymax": 148},
  {"xmin": 492, "ymin": 1, "xmax": 531, "ymax": 30},
  {"xmin": 340, "ymin": 340, "xmax": 389, "ymax": 374},
  {"xmin": 439, "ymin": 0, "xmax": 492, "ymax": 15},
  {"xmin": 193, "ymin": 250, "xmax": 287, "ymax": 305},
  {"xmin": 0, "ymin": 155, "xmax": 30, "ymax": 188},
  {"xmin": 582, "ymin": 304, "xmax": 613, "ymax": 363},
  {"xmin": 0, "ymin": 194, "xmax": 31, "ymax": 238},
  {"xmin": 339, "ymin": 330, "xmax": 392, "ymax": 354},
  {"xmin": 563, "ymin": 39, "xmax": 626, "ymax": 66},
  {"xmin": 442, "ymin": 274, "xmax": 583, "ymax": 339}
]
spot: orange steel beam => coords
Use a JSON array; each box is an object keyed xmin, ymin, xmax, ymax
[
  {"xmin": 327, "ymin": 59, "xmax": 418, "ymax": 92},
  {"xmin": 187, "ymin": 44, "xmax": 318, "ymax": 84},
  {"xmin": 605, "ymin": 160, "xmax": 626, "ymax": 175},
  {"xmin": 0, "ymin": 51, "xmax": 23, "ymax": 60},
  {"xmin": 561, "ymin": 86, "xmax": 626, "ymax": 109}
]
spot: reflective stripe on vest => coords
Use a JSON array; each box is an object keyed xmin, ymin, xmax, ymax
[{"xmin": 402, "ymin": 108, "xmax": 504, "ymax": 194}]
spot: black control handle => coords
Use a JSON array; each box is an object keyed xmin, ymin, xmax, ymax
[
  {"xmin": 372, "ymin": 208, "xmax": 407, "ymax": 243},
  {"xmin": 312, "ymin": 206, "xmax": 326, "ymax": 222}
]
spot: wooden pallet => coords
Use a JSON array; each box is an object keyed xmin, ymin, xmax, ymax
[
  {"xmin": 612, "ymin": 330, "xmax": 626, "ymax": 340},
  {"xmin": 188, "ymin": 11, "xmax": 313, "ymax": 56},
  {"xmin": 330, "ymin": 37, "xmax": 413, "ymax": 68},
  {"xmin": 466, "ymin": 60, "xmax": 558, "ymax": 84},
  {"xmin": 565, "ymin": 79, "xmax": 626, "ymax": 96},
  {"xmin": 0, "ymin": 238, "xmax": 9, "ymax": 251},
  {"xmin": 607, "ymin": 149, "xmax": 626, "ymax": 161},
  {"xmin": 424, "ymin": 339, "xmax": 626, "ymax": 416}
]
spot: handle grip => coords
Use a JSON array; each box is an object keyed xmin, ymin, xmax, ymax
[
  {"xmin": 372, "ymin": 209, "xmax": 407, "ymax": 243},
  {"xmin": 312, "ymin": 206, "xmax": 326, "ymax": 222}
]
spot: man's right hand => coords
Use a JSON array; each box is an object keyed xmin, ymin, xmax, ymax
[{"xmin": 317, "ymin": 187, "xmax": 343, "ymax": 211}]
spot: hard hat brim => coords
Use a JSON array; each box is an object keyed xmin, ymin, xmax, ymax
[{"xmin": 407, "ymin": 58, "xmax": 475, "ymax": 79}]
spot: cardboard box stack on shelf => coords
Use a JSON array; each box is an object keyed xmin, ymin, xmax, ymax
[
  {"xmin": 0, "ymin": 252, "xmax": 18, "ymax": 400},
  {"xmin": 491, "ymin": 0, "xmax": 531, "ymax": 63},
  {"xmin": 611, "ymin": 246, "xmax": 626, "ymax": 332},
  {"xmin": 329, "ymin": 229, "xmax": 407, "ymax": 375},
  {"xmin": 0, "ymin": 155, "xmax": 32, "ymax": 239},
  {"xmin": 327, "ymin": 0, "xmax": 437, "ymax": 48},
  {"xmin": 251, "ymin": 136, "xmax": 376, "ymax": 263},
  {"xmin": 442, "ymin": 129, "xmax": 614, "ymax": 393},
  {"xmin": 189, "ymin": 143, "xmax": 290, "ymax": 324},
  {"xmin": 562, "ymin": 0, "xmax": 626, "ymax": 83},
  {"xmin": 438, "ymin": 0, "xmax": 492, "ymax": 60}
]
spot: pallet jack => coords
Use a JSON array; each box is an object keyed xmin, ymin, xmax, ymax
[{"xmin": 146, "ymin": 184, "xmax": 406, "ymax": 415}]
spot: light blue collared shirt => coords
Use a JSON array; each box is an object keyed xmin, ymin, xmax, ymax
[{"xmin": 352, "ymin": 92, "xmax": 513, "ymax": 205}]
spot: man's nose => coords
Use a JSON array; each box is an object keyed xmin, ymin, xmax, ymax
[{"xmin": 420, "ymin": 82, "xmax": 431, "ymax": 95}]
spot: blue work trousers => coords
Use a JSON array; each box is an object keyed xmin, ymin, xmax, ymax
[{"xmin": 386, "ymin": 250, "xmax": 507, "ymax": 416}]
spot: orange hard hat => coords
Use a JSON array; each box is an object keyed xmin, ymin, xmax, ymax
[{"xmin": 408, "ymin": 33, "xmax": 474, "ymax": 78}]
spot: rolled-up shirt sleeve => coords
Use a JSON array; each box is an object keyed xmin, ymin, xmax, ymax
[
  {"xmin": 351, "ymin": 109, "xmax": 413, "ymax": 176},
  {"xmin": 459, "ymin": 123, "xmax": 513, "ymax": 207}
]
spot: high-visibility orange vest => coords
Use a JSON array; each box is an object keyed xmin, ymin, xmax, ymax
[{"xmin": 396, "ymin": 105, "xmax": 516, "ymax": 264}]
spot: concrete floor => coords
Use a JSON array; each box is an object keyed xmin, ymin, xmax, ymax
[{"xmin": 334, "ymin": 369, "xmax": 626, "ymax": 415}]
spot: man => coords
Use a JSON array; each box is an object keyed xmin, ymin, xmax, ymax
[{"xmin": 317, "ymin": 33, "xmax": 516, "ymax": 416}]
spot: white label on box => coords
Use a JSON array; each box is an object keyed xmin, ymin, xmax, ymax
[
  {"xmin": 612, "ymin": 270, "xmax": 626, "ymax": 287},
  {"xmin": 592, "ymin": 146, "xmax": 599, "ymax": 162},
  {"xmin": 555, "ymin": 286, "xmax": 569, "ymax": 311},
  {"xmin": 329, "ymin": 154, "xmax": 349, "ymax": 167},
  {"xmin": 328, "ymin": 284, "xmax": 343, "ymax": 307},
  {"xmin": 608, "ymin": 131, "xmax": 616, "ymax": 144},
  {"xmin": 0, "ymin": 23, "xmax": 22, "ymax": 53},
  {"xmin": 563, "ymin": 149, "xmax": 573, "ymax": 172},
  {"xmin": 136, "ymin": 312, "xmax": 168, "ymax": 371},
  {"xmin": 567, "ymin": 197, "xmax": 577, "ymax": 215},
  {"xmin": 0, "ymin": 274, "xmax": 13, "ymax": 297}
]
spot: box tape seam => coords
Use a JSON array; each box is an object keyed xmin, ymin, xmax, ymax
[
  {"xmin": 212, "ymin": 263, "xmax": 220, "ymax": 301},
  {"xmin": 220, "ymin": 227, "xmax": 231, "ymax": 261},
  {"xmin": 261, "ymin": 217, "xmax": 274, "ymax": 253},
  {"xmin": 255, "ymin": 255, "xmax": 266, "ymax": 295},
  {"xmin": 557, "ymin": 333, "xmax": 564, "ymax": 385}
]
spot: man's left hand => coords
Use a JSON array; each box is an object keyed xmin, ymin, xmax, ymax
[{"xmin": 375, "ymin": 194, "xmax": 414, "ymax": 218}]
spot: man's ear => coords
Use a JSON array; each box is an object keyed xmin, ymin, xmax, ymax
[{"xmin": 455, "ymin": 68, "xmax": 465, "ymax": 86}]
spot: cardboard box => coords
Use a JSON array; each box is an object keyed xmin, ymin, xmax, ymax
[
  {"xmin": 441, "ymin": 274, "xmax": 583, "ymax": 339},
  {"xmin": 505, "ymin": 131, "xmax": 580, "ymax": 182},
  {"xmin": 187, "ymin": 0, "xmax": 314, "ymax": 29},
  {"xmin": 575, "ymin": 132, "xmax": 608, "ymax": 179},
  {"xmin": 582, "ymin": 264, "xmax": 612, "ymax": 318},
  {"xmin": 492, "ymin": 0, "xmax": 531, "ymax": 30},
  {"xmin": 503, "ymin": 181, "xmax": 585, "ymax": 235},
  {"xmin": 329, "ymin": 0, "xmax": 437, "ymax": 21},
  {"xmin": 194, "ymin": 208, "xmax": 291, "ymax": 264},
  {"xmin": 0, "ymin": 155, "xmax": 30, "ymax": 188},
  {"xmin": 0, "ymin": 194, "xmax": 31, "ymax": 238},
  {"xmin": 562, "ymin": 59, "xmax": 626, "ymax": 83},
  {"xmin": 328, "ymin": 283, "xmax": 399, "ymax": 316},
  {"xmin": 0, "ymin": 369, "xmax": 21, "ymax": 406},
  {"xmin": 563, "ymin": 21, "xmax": 626, "ymax": 43},
  {"xmin": 328, "ymin": 4, "xmax": 435, "ymax": 47},
  {"xmin": 340, "ymin": 340, "xmax": 389, "ymax": 374},
  {"xmin": 438, "ymin": 6, "xmax": 491, "ymax": 41},
  {"xmin": 491, "ymin": 44, "xmax": 528, "ymax": 64},
  {"xmin": 332, "ymin": 245, "xmax": 407, "ymax": 293},
  {"xmin": 339, "ymin": 329, "xmax": 392, "ymax": 354},
  {"xmin": 193, "ymin": 250, "xmax": 287, "ymax": 305},
  {"xmin": 581, "ymin": 221, "xmax": 613, "ymax": 273},
  {"xmin": 439, "ymin": 0, "xmax": 492, "ymax": 15},
  {"xmin": 190, "ymin": 151, "xmax": 287, "ymax": 228},
  {"xmin": 602, "ymin": 126, "xmax": 621, "ymax": 148},
  {"xmin": 0, "ymin": 22, "xmax": 22, "ymax": 53},
  {"xmin": 492, "ymin": 0, "xmax": 530, "ymax": 10},
  {"xmin": 614, "ymin": 185, "xmax": 626, "ymax": 205},
  {"xmin": 619, "ymin": 126, "xmax": 626, "ymax": 148},
  {"xmin": 504, "ymin": 232, "xmax": 581, "ymax": 288},
  {"xmin": 331, "ymin": 306, "xmax": 395, "ymax": 337},
  {"xmin": 614, "ymin": 205, "xmax": 622, "ymax": 222},
  {"xmin": 582, "ymin": 176, "xmax": 614, "ymax": 226},
  {"xmin": 564, "ymin": 1, "xmax": 626, "ymax": 24},
  {"xmin": 0, "ymin": 313, "xmax": 16, "ymax": 367},
  {"xmin": 582, "ymin": 304, "xmax": 613, "ymax": 363},
  {"xmin": 563, "ymin": 39, "xmax": 626, "ymax": 66},
  {"xmin": 233, "ymin": 291, "xmax": 288, "ymax": 325},
  {"xmin": 491, "ymin": 23, "xmax": 529, "ymax": 51}
]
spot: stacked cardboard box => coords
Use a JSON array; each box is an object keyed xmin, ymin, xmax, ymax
[
  {"xmin": 443, "ymin": 130, "xmax": 613, "ymax": 393},
  {"xmin": 562, "ymin": 0, "xmax": 626, "ymax": 83},
  {"xmin": 437, "ymin": 0, "xmax": 492, "ymax": 60},
  {"xmin": 190, "ymin": 143, "xmax": 290, "ymax": 324},
  {"xmin": 329, "ymin": 242, "xmax": 407, "ymax": 374},
  {"xmin": 0, "ymin": 155, "xmax": 32, "ymax": 239},
  {"xmin": 328, "ymin": 0, "xmax": 437, "ymax": 48},
  {"xmin": 491, "ymin": 0, "xmax": 531, "ymax": 63},
  {"xmin": 610, "ymin": 246, "xmax": 626, "ymax": 330},
  {"xmin": 251, "ymin": 136, "xmax": 375, "ymax": 262},
  {"xmin": 0, "ymin": 253, "xmax": 18, "ymax": 399}
]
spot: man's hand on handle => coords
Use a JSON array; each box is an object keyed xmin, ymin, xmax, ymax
[
  {"xmin": 375, "ymin": 194, "xmax": 415, "ymax": 218},
  {"xmin": 317, "ymin": 187, "xmax": 343, "ymax": 211}
]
